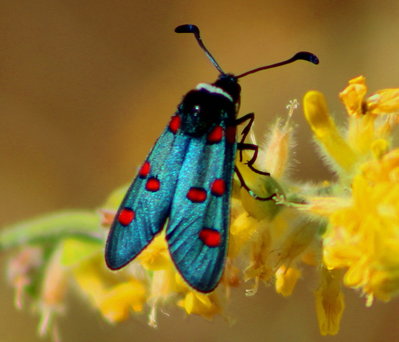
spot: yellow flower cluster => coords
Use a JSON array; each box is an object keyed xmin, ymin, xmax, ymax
[
  {"xmin": 70, "ymin": 226, "xmax": 222, "ymax": 327},
  {"xmin": 324, "ymin": 149, "xmax": 399, "ymax": 303},
  {"xmin": 303, "ymin": 76, "xmax": 399, "ymax": 331}
]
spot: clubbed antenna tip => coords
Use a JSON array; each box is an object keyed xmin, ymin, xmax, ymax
[
  {"xmin": 293, "ymin": 51, "xmax": 319, "ymax": 65},
  {"xmin": 175, "ymin": 24, "xmax": 225, "ymax": 75}
]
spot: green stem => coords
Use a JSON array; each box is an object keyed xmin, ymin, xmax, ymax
[{"xmin": 0, "ymin": 211, "xmax": 103, "ymax": 251}]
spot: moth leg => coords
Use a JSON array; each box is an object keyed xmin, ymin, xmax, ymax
[
  {"xmin": 235, "ymin": 113, "xmax": 274, "ymax": 200},
  {"xmin": 236, "ymin": 142, "xmax": 269, "ymax": 176},
  {"xmin": 235, "ymin": 112, "xmax": 254, "ymax": 162},
  {"xmin": 234, "ymin": 166, "xmax": 275, "ymax": 201},
  {"xmin": 235, "ymin": 113, "xmax": 269, "ymax": 175}
]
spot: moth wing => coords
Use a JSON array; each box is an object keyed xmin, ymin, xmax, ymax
[
  {"xmin": 105, "ymin": 118, "xmax": 190, "ymax": 269},
  {"xmin": 166, "ymin": 127, "xmax": 236, "ymax": 292}
]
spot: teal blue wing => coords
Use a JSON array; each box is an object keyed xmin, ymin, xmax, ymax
[
  {"xmin": 105, "ymin": 116, "xmax": 189, "ymax": 269},
  {"xmin": 166, "ymin": 123, "xmax": 236, "ymax": 292}
]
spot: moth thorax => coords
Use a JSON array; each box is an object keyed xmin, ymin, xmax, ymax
[{"xmin": 179, "ymin": 86, "xmax": 237, "ymax": 137}]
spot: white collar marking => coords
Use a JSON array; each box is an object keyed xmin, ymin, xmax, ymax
[{"xmin": 196, "ymin": 83, "xmax": 233, "ymax": 102}]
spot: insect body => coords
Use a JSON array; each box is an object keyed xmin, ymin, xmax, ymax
[{"xmin": 105, "ymin": 25, "xmax": 318, "ymax": 293}]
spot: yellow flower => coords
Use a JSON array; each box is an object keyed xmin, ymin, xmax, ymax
[
  {"xmin": 340, "ymin": 75, "xmax": 399, "ymax": 116},
  {"xmin": 137, "ymin": 232, "xmax": 171, "ymax": 271},
  {"xmin": 339, "ymin": 75, "xmax": 368, "ymax": 116},
  {"xmin": 98, "ymin": 280, "xmax": 146, "ymax": 323},
  {"xmin": 243, "ymin": 220, "xmax": 273, "ymax": 294},
  {"xmin": 324, "ymin": 149, "xmax": 399, "ymax": 302},
  {"xmin": 303, "ymin": 90, "xmax": 358, "ymax": 173},
  {"xmin": 305, "ymin": 78, "xmax": 399, "ymax": 179},
  {"xmin": 315, "ymin": 268, "xmax": 345, "ymax": 336},
  {"xmin": 229, "ymin": 209, "xmax": 262, "ymax": 259},
  {"xmin": 302, "ymin": 77, "xmax": 399, "ymax": 334},
  {"xmin": 63, "ymin": 238, "xmax": 148, "ymax": 324},
  {"xmin": 178, "ymin": 291, "xmax": 220, "ymax": 319},
  {"xmin": 71, "ymin": 257, "xmax": 148, "ymax": 323},
  {"xmin": 275, "ymin": 265, "xmax": 301, "ymax": 297}
]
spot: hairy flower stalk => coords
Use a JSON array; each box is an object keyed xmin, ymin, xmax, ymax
[{"xmin": 2, "ymin": 76, "xmax": 399, "ymax": 339}]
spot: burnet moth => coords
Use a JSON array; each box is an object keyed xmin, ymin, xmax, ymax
[{"xmin": 105, "ymin": 24, "xmax": 319, "ymax": 293}]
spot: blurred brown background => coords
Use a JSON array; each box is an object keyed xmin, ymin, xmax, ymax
[{"xmin": 1, "ymin": 0, "xmax": 399, "ymax": 341}]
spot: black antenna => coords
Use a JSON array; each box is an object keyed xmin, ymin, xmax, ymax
[
  {"xmin": 175, "ymin": 24, "xmax": 225, "ymax": 75},
  {"xmin": 236, "ymin": 51, "xmax": 319, "ymax": 78},
  {"xmin": 175, "ymin": 24, "xmax": 319, "ymax": 78}
]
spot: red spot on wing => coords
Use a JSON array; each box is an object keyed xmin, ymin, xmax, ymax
[
  {"xmin": 118, "ymin": 207, "xmax": 135, "ymax": 226},
  {"xmin": 146, "ymin": 177, "xmax": 160, "ymax": 192},
  {"xmin": 207, "ymin": 125, "xmax": 224, "ymax": 143},
  {"xmin": 187, "ymin": 187, "xmax": 207, "ymax": 203},
  {"xmin": 139, "ymin": 161, "xmax": 150, "ymax": 178},
  {"xmin": 199, "ymin": 228, "xmax": 221, "ymax": 247},
  {"xmin": 226, "ymin": 126, "xmax": 236, "ymax": 144},
  {"xmin": 169, "ymin": 115, "xmax": 181, "ymax": 134},
  {"xmin": 211, "ymin": 179, "xmax": 226, "ymax": 196}
]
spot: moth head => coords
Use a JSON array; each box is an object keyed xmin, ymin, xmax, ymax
[{"xmin": 213, "ymin": 74, "xmax": 241, "ymax": 104}]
